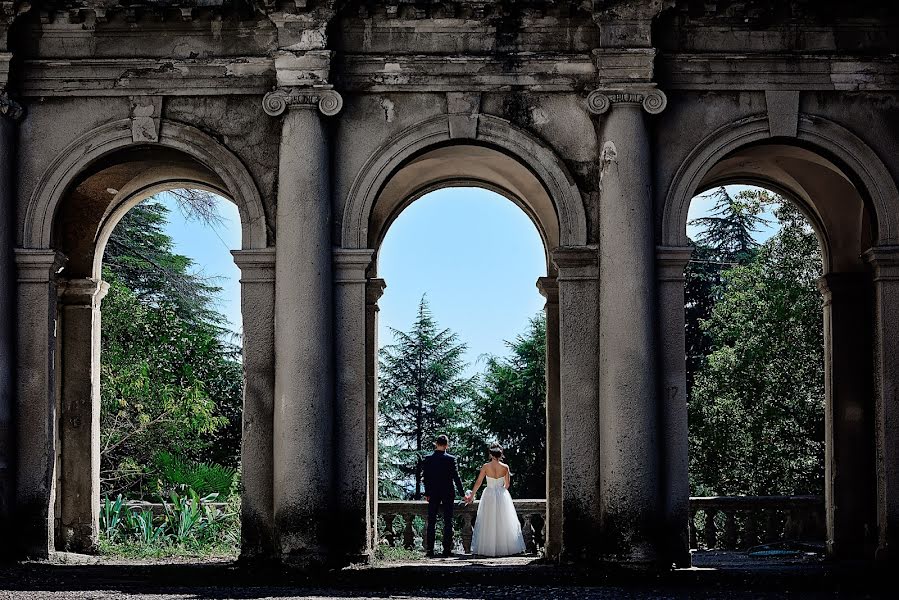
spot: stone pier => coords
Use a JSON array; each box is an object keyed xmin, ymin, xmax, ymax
[
  {"xmin": 0, "ymin": 0, "xmax": 897, "ymax": 572},
  {"xmin": 57, "ymin": 278, "xmax": 108, "ymax": 553},
  {"xmin": 591, "ymin": 88, "xmax": 667, "ymax": 565}
]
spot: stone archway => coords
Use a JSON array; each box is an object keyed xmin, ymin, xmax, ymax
[
  {"xmin": 14, "ymin": 119, "xmax": 273, "ymax": 558},
  {"xmin": 656, "ymin": 113, "xmax": 899, "ymax": 565},
  {"xmin": 329, "ymin": 113, "xmax": 592, "ymax": 563}
]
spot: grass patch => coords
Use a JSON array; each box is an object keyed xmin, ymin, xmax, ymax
[
  {"xmin": 98, "ymin": 538, "xmax": 237, "ymax": 559},
  {"xmin": 374, "ymin": 544, "xmax": 426, "ymax": 563}
]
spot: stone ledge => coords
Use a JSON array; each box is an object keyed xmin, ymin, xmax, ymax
[
  {"xmin": 20, "ymin": 58, "xmax": 275, "ymax": 97},
  {"xmin": 658, "ymin": 52, "xmax": 899, "ymax": 91}
]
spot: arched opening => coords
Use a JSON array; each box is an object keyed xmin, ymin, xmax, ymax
[
  {"xmin": 93, "ymin": 188, "xmax": 244, "ymax": 557},
  {"xmin": 659, "ymin": 129, "xmax": 888, "ymax": 566},
  {"xmin": 374, "ymin": 186, "xmax": 548, "ymax": 558},
  {"xmin": 336, "ymin": 118, "xmax": 589, "ymax": 563},
  {"xmin": 16, "ymin": 126, "xmax": 270, "ymax": 560},
  {"xmin": 683, "ymin": 183, "xmax": 829, "ymax": 564}
]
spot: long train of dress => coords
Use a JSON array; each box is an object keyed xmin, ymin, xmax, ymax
[{"xmin": 470, "ymin": 476, "xmax": 526, "ymax": 557}]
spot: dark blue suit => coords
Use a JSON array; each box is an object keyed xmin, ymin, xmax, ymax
[{"xmin": 421, "ymin": 450, "xmax": 465, "ymax": 554}]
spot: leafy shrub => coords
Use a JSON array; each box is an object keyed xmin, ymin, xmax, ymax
[
  {"xmin": 154, "ymin": 451, "xmax": 239, "ymax": 498},
  {"xmin": 98, "ymin": 488, "xmax": 239, "ymax": 557},
  {"xmin": 100, "ymin": 495, "xmax": 126, "ymax": 542}
]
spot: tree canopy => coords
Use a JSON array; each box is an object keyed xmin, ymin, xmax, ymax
[
  {"xmin": 100, "ymin": 194, "xmax": 243, "ymax": 499},
  {"xmin": 687, "ymin": 197, "xmax": 825, "ymax": 496},
  {"xmin": 378, "ymin": 296, "xmax": 479, "ymax": 499}
]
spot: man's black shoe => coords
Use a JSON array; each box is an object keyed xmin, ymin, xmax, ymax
[
  {"xmin": 425, "ymin": 550, "xmax": 435, "ymax": 558},
  {"xmin": 441, "ymin": 550, "xmax": 453, "ymax": 558}
]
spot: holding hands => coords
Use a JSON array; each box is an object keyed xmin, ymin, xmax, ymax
[{"xmin": 464, "ymin": 490, "xmax": 473, "ymax": 505}]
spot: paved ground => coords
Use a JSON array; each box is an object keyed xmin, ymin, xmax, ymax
[{"xmin": 0, "ymin": 552, "xmax": 890, "ymax": 599}]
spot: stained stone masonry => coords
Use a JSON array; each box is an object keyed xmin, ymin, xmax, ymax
[{"xmin": 0, "ymin": 0, "xmax": 897, "ymax": 571}]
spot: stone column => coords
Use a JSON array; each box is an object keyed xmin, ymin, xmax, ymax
[
  {"xmin": 588, "ymin": 87, "xmax": 667, "ymax": 565},
  {"xmin": 57, "ymin": 278, "xmax": 108, "ymax": 553},
  {"xmin": 864, "ymin": 247, "xmax": 899, "ymax": 561},
  {"xmin": 14, "ymin": 249, "xmax": 66, "ymax": 557},
  {"xmin": 552, "ymin": 246, "xmax": 600, "ymax": 561},
  {"xmin": 365, "ymin": 278, "xmax": 386, "ymax": 550},
  {"xmin": 232, "ymin": 249, "xmax": 276, "ymax": 562},
  {"xmin": 0, "ymin": 91, "xmax": 23, "ymax": 554},
  {"xmin": 537, "ymin": 276, "xmax": 562, "ymax": 560},
  {"xmin": 333, "ymin": 248, "xmax": 376, "ymax": 563},
  {"xmin": 656, "ymin": 246, "xmax": 693, "ymax": 568},
  {"xmin": 818, "ymin": 272, "xmax": 876, "ymax": 559},
  {"xmin": 264, "ymin": 87, "xmax": 343, "ymax": 567}
]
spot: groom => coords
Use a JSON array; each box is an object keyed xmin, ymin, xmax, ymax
[{"xmin": 421, "ymin": 433, "xmax": 468, "ymax": 557}]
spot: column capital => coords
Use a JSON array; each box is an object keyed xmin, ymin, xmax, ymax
[
  {"xmin": 333, "ymin": 248, "xmax": 375, "ymax": 284},
  {"xmin": 864, "ymin": 246, "xmax": 899, "ymax": 281},
  {"xmin": 816, "ymin": 272, "xmax": 871, "ymax": 304},
  {"xmin": 59, "ymin": 278, "xmax": 109, "ymax": 307},
  {"xmin": 14, "ymin": 249, "xmax": 66, "ymax": 283},
  {"xmin": 586, "ymin": 87, "xmax": 667, "ymax": 116},
  {"xmin": 656, "ymin": 246, "xmax": 693, "ymax": 283},
  {"xmin": 536, "ymin": 276, "xmax": 559, "ymax": 303},
  {"xmin": 366, "ymin": 278, "xmax": 386, "ymax": 306},
  {"xmin": 232, "ymin": 248, "xmax": 276, "ymax": 283},
  {"xmin": 263, "ymin": 86, "xmax": 343, "ymax": 117},
  {"xmin": 552, "ymin": 245, "xmax": 599, "ymax": 281}
]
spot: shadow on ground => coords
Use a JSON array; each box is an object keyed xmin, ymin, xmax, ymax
[{"xmin": 0, "ymin": 552, "xmax": 891, "ymax": 599}]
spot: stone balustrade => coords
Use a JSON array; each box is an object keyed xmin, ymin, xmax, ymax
[
  {"xmin": 377, "ymin": 496, "xmax": 826, "ymax": 555},
  {"xmin": 689, "ymin": 495, "xmax": 825, "ymax": 551},
  {"xmin": 377, "ymin": 500, "xmax": 547, "ymax": 554}
]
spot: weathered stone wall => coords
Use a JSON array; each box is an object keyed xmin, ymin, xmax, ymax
[{"xmin": 0, "ymin": 0, "xmax": 898, "ymax": 570}]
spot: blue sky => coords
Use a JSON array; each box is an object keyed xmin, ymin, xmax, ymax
[{"xmin": 153, "ymin": 184, "xmax": 782, "ymax": 372}]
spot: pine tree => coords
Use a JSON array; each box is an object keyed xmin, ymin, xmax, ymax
[
  {"xmin": 477, "ymin": 313, "xmax": 547, "ymax": 498},
  {"xmin": 689, "ymin": 186, "xmax": 771, "ymax": 264},
  {"xmin": 378, "ymin": 296, "xmax": 478, "ymax": 499},
  {"xmin": 685, "ymin": 187, "xmax": 776, "ymax": 394}
]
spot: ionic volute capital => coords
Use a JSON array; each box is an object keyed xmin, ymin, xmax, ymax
[
  {"xmin": 262, "ymin": 86, "xmax": 343, "ymax": 117},
  {"xmin": 586, "ymin": 87, "xmax": 667, "ymax": 116}
]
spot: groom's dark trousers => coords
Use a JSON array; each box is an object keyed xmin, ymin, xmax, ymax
[
  {"xmin": 421, "ymin": 449, "xmax": 465, "ymax": 555},
  {"xmin": 426, "ymin": 494, "xmax": 455, "ymax": 555}
]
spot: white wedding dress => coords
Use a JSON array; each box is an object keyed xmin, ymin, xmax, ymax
[{"xmin": 470, "ymin": 476, "xmax": 526, "ymax": 557}]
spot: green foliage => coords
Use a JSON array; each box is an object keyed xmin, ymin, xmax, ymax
[
  {"xmin": 690, "ymin": 186, "xmax": 771, "ymax": 264},
  {"xmin": 153, "ymin": 452, "xmax": 239, "ymax": 498},
  {"xmin": 100, "ymin": 495, "xmax": 126, "ymax": 542},
  {"xmin": 688, "ymin": 200, "xmax": 825, "ymax": 496},
  {"xmin": 127, "ymin": 510, "xmax": 167, "ymax": 545},
  {"xmin": 99, "ymin": 195, "xmax": 243, "ymax": 499},
  {"xmin": 378, "ymin": 296, "xmax": 480, "ymax": 499},
  {"xmin": 374, "ymin": 544, "xmax": 426, "ymax": 562},
  {"xmin": 476, "ymin": 314, "xmax": 547, "ymax": 498},
  {"xmin": 98, "ymin": 489, "xmax": 240, "ymax": 557}
]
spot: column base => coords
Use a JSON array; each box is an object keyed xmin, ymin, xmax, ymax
[
  {"xmin": 279, "ymin": 551, "xmax": 331, "ymax": 572},
  {"xmin": 57, "ymin": 523, "xmax": 98, "ymax": 554}
]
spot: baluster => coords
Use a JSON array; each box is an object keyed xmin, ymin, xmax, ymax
[
  {"xmin": 724, "ymin": 511, "xmax": 738, "ymax": 549},
  {"xmin": 783, "ymin": 507, "xmax": 798, "ymax": 540},
  {"xmin": 403, "ymin": 514, "xmax": 415, "ymax": 550},
  {"xmin": 535, "ymin": 514, "xmax": 546, "ymax": 548},
  {"xmin": 703, "ymin": 509, "xmax": 717, "ymax": 549},
  {"xmin": 522, "ymin": 514, "xmax": 535, "ymax": 553},
  {"xmin": 382, "ymin": 513, "xmax": 396, "ymax": 547},
  {"xmin": 462, "ymin": 513, "xmax": 473, "ymax": 554},
  {"xmin": 743, "ymin": 511, "xmax": 760, "ymax": 548},
  {"xmin": 689, "ymin": 509, "xmax": 698, "ymax": 549},
  {"xmin": 765, "ymin": 509, "xmax": 779, "ymax": 543}
]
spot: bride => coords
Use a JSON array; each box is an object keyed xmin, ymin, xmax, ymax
[{"xmin": 465, "ymin": 444, "xmax": 526, "ymax": 557}]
